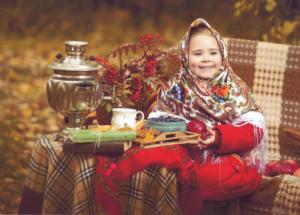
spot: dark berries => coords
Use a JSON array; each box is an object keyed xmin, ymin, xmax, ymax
[{"xmin": 148, "ymin": 116, "xmax": 184, "ymax": 123}]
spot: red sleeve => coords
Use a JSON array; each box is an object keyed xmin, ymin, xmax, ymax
[{"xmin": 213, "ymin": 123, "xmax": 263, "ymax": 155}]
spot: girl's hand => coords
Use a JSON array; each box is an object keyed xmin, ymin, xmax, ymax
[{"xmin": 191, "ymin": 127, "xmax": 216, "ymax": 150}]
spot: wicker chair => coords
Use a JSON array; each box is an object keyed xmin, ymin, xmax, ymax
[{"xmin": 202, "ymin": 38, "xmax": 300, "ymax": 215}]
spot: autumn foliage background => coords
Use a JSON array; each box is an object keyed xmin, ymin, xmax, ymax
[{"xmin": 0, "ymin": 0, "xmax": 299, "ymax": 213}]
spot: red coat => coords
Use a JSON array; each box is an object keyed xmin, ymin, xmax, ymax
[
  {"xmin": 195, "ymin": 123, "xmax": 263, "ymax": 200},
  {"xmin": 215, "ymin": 123, "xmax": 263, "ymax": 155},
  {"xmin": 179, "ymin": 123, "xmax": 263, "ymax": 215}
]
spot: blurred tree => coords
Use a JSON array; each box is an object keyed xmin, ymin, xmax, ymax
[
  {"xmin": 0, "ymin": 0, "xmax": 263, "ymax": 42},
  {"xmin": 234, "ymin": 0, "xmax": 300, "ymax": 44}
]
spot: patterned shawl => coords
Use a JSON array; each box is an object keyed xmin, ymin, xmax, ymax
[{"xmin": 158, "ymin": 18, "xmax": 260, "ymax": 127}]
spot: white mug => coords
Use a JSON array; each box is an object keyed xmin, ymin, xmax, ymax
[{"xmin": 111, "ymin": 108, "xmax": 144, "ymax": 130}]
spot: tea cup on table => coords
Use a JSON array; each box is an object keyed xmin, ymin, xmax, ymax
[{"xmin": 111, "ymin": 108, "xmax": 144, "ymax": 130}]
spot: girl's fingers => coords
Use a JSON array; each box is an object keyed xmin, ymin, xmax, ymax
[
  {"xmin": 188, "ymin": 128, "xmax": 216, "ymax": 149},
  {"xmin": 206, "ymin": 127, "xmax": 215, "ymax": 135},
  {"xmin": 198, "ymin": 129, "xmax": 216, "ymax": 146}
]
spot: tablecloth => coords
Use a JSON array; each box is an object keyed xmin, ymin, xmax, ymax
[{"xmin": 19, "ymin": 134, "xmax": 182, "ymax": 215}]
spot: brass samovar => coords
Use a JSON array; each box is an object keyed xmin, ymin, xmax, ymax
[{"xmin": 47, "ymin": 41, "xmax": 102, "ymax": 130}]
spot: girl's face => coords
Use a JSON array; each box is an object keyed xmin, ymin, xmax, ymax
[{"xmin": 188, "ymin": 33, "xmax": 222, "ymax": 79}]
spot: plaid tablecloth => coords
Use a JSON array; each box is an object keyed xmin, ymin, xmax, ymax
[{"xmin": 19, "ymin": 134, "xmax": 182, "ymax": 215}]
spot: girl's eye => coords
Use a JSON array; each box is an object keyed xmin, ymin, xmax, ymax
[
  {"xmin": 193, "ymin": 52, "xmax": 202, "ymax": 56},
  {"xmin": 210, "ymin": 52, "xmax": 218, "ymax": 55}
]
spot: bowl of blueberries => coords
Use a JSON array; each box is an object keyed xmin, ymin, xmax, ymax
[{"xmin": 146, "ymin": 115, "xmax": 187, "ymax": 132}]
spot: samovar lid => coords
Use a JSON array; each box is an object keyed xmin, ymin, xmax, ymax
[{"xmin": 48, "ymin": 41, "xmax": 102, "ymax": 71}]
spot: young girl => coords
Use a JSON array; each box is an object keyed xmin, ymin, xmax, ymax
[
  {"xmin": 95, "ymin": 18, "xmax": 267, "ymax": 215},
  {"xmin": 153, "ymin": 17, "xmax": 267, "ymax": 203}
]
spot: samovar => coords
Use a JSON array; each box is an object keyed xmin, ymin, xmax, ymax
[{"xmin": 47, "ymin": 41, "xmax": 103, "ymax": 130}]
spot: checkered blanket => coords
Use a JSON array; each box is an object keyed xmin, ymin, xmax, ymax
[
  {"xmin": 223, "ymin": 38, "xmax": 300, "ymax": 215},
  {"xmin": 226, "ymin": 38, "xmax": 300, "ymax": 162},
  {"xmin": 21, "ymin": 134, "xmax": 181, "ymax": 215},
  {"xmin": 119, "ymin": 166, "xmax": 181, "ymax": 215}
]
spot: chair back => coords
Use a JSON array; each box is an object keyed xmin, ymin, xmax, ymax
[{"xmin": 226, "ymin": 38, "xmax": 300, "ymax": 161}]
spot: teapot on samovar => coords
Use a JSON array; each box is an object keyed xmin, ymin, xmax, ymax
[{"xmin": 47, "ymin": 41, "xmax": 103, "ymax": 130}]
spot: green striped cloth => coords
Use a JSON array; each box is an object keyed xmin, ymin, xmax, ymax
[{"xmin": 66, "ymin": 129, "xmax": 136, "ymax": 143}]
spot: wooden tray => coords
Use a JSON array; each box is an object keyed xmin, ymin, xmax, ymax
[{"xmin": 135, "ymin": 131, "xmax": 200, "ymax": 148}]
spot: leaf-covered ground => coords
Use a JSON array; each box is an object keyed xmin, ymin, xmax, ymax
[{"xmin": 0, "ymin": 44, "xmax": 64, "ymax": 213}]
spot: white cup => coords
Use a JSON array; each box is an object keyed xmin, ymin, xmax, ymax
[{"xmin": 111, "ymin": 108, "xmax": 144, "ymax": 130}]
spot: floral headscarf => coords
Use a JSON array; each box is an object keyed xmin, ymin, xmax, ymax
[
  {"xmin": 155, "ymin": 18, "xmax": 267, "ymax": 173},
  {"xmin": 158, "ymin": 18, "xmax": 260, "ymax": 127}
]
